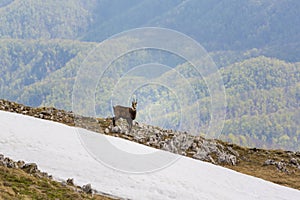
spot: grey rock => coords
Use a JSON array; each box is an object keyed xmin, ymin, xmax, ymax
[
  {"xmin": 104, "ymin": 128, "xmax": 110, "ymax": 134},
  {"xmin": 218, "ymin": 153, "xmax": 237, "ymax": 165},
  {"xmin": 22, "ymin": 163, "xmax": 38, "ymax": 174},
  {"xmin": 66, "ymin": 178, "xmax": 74, "ymax": 185},
  {"xmin": 275, "ymin": 162, "xmax": 285, "ymax": 170},
  {"xmin": 82, "ymin": 183, "xmax": 93, "ymax": 194},
  {"xmin": 227, "ymin": 146, "xmax": 240, "ymax": 157},
  {"xmin": 120, "ymin": 129, "xmax": 127, "ymax": 134},
  {"xmin": 111, "ymin": 126, "xmax": 120, "ymax": 133},
  {"xmin": 193, "ymin": 149, "xmax": 209, "ymax": 161},
  {"xmin": 4, "ymin": 157, "xmax": 17, "ymax": 168},
  {"xmin": 17, "ymin": 160, "xmax": 25, "ymax": 168},
  {"xmin": 61, "ymin": 181, "xmax": 67, "ymax": 187},
  {"xmin": 264, "ymin": 159, "xmax": 275, "ymax": 166},
  {"xmin": 229, "ymin": 155, "xmax": 237, "ymax": 165},
  {"xmin": 290, "ymin": 158, "xmax": 299, "ymax": 166}
]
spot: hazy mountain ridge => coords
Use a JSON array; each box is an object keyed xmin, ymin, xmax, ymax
[
  {"xmin": 0, "ymin": 0, "xmax": 92, "ymax": 39},
  {"xmin": 0, "ymin": 0, "xmax": 299, "ymax": 56}
]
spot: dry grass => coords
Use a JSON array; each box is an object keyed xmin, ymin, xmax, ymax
[
  {"xmin": 219, "ymin": 142, "xmax": 300, "ymax": 190},
  {"xmin": 0, "ymin": 165, "xmax": 115, "ymax": 200}
]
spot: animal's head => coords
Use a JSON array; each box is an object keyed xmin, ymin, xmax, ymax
[{"xmin": 132, "ymin": 98, "xmax": 137, "ymax": 110}]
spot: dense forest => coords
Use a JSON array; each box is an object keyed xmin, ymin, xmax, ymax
[
  {"xmin": 0, "ymin": 0, "xmax": 299, "ymax": 58},
  {"xmin": 0, "ymin": 0, "xmax": 299, "ymax": 151}
]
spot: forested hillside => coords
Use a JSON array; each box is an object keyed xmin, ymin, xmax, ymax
[
  {"xmin": 220, "ymin": 57, "xmax": 300, "ymax": 150},
  {"xmin": 0, "ymin": 39, "xmax": 94, "ymax": 107},
  {"xmin": 0, "ymin": 0, "xmax": 299, "ymax": 58},
  {"xmin": 0, "ymin": 0, "xmax": 299, "ymax": 151}
]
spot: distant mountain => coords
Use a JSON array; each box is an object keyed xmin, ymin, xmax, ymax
[
  {"xmin": 0, "ymin": 39, "xmax": 94, "ymax": 106},
  {"xmin": 0, "ymin": 0, "xmax": 299, "ymax": 58},
  {"xmin": 0, "ymin": 0, "xmax": 95, "ymax": 39},
  {"xmin": 151, "ymin": 0, "xmax": 300, "ymax": 51}
]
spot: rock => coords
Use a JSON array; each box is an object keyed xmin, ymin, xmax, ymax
[
  {"xmin": 154, "ymin": 129, "xmax": 160, "ymax": 134},
  {"xmin": 104, "ymin": 128, "xmax": 109, "ymax": 134},
  {"xmin": 66, "ymin": 178, "xmax": 74, "ymax": 186},
  {"xmin": 209, "ymin": 155, "xmax": 216, "ymax": 164},
  {"xmin": 61, "ymin": 181, "xmax": 67, "ymax": 187},
  {"xmin": 290, "ymin": 158, "xmax": 299, "ymax": 166},
  {"xmin": 193, "ymin": 150, "xmax": 209, "ymax": 161},
  {"xmin": 111, "ymin": 126, "xmax": 120, "ymax": 133},
  {"xmin": 162, "ymin": 140, "xmax": 178, "ymax": 154},
  {"xmin": 0, "ymin": 154, "xmax": 4, "ymax": 162},
  {"xmin": 120, "ymin": 129, "xmax": 127, "ymax": 134},
  {"xmin": 229, "ymin": 155, "xmax": 237, "ymax": 165},
  {"xmin": 22, "ymin": 163, "xmax": 38, "ymax": 174},
  {"xmin": 264, "ymin": 159, "xmax": 275, "ymax": 166},
  {"xmin": 4, "ymin": 157, "xmax": 17, "ymax": 168},
  {"xmin": 227, "ymin": 146, "xmax": 239, "ymax": 157},
  {"xmin": 275, "ymin": 162, "xmax": 285, "ymax": 171},
  {"xmin": 218, "ymin": 153, "xmax": 237, "ymax": 165},
  {"xmin": 82, "ymin": 183, "xmax": 93, "ymax": 194},
  {"xmin": 17, "ymin": 160, "xmax": 25, "ymax": 168}
]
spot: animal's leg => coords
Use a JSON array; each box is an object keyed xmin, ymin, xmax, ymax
[
  {"xmin": 127, "ymin": 119, "xmax": 133, "ymax": 132},
  {"xmin": 112, "ymin": 117, "xmax": 117, "ymax": 126}
]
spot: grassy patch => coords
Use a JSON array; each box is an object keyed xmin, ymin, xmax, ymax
[{"xmin": 0, "ymin": 166, "xmax": 115, "ymax": 199}]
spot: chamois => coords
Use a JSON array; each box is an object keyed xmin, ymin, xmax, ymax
[{"xmin": 112, "ymin": 99, "xmax": 137, "ymax": 132}]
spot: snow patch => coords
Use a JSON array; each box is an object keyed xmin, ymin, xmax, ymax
[{"xmin": 0, "ymin": 111, "xmax": 299, "ymax": 200}]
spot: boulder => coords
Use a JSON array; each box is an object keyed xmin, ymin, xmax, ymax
[
  {"xmin": 82, "ymin": 183, "xmax": 93, "ymax": 194},
  {"xmin": 264, "ymin": 159, "xmax": 275, "ymax": 166},
  {"xmin": 193, "ymin": 150, "xmax": 209, "ymax": 161},
  {"xmin": 218, "ymin": 153, "xmax": 237, "ymax": 165},
  {"xmin": 22, "ymin": 163, "xmax": 38, "ymax": 174},
  {"xmin": 66, "ymin": 178, "xmax": 74, "ymax": 186},
  {"xmin": 17, "ymin": 160, "xmax": 26, "ymax": 168},
  {"xmin": 290, "ymin": 158, "xmax": 299, "ymax": 166},
  {"xmin": 111, "ymin": 126, "xmax": 121, "ymax": 133}
]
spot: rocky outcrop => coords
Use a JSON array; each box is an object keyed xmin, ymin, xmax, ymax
[
  {"xmin": 0, "ymin": 99, "xmax": 75, "ymax": 126},
  {"xmin": 3, "ymin": 99, "xmax": 300, "ymax": 170},
  {"xmin": 264, "ymin": 156, "xmax": 300, "ymax": 173},
  {"xmin": 0, "ymin": 154, "xmax": 51, "ymax": 179},
  {"xmin": 0, "ymin": 153, "xmax": 100, "ymax": 195},
  {"xmin": 82, "ymin": 183, "xmax": 93, "ymax": 194},
  {"xmin": 0, "ymin": 99, "xmax": 239, "ymax": 165},
  {"xmin": 107, "ymin": 120, "xmax": 238, "ymax": 165}
]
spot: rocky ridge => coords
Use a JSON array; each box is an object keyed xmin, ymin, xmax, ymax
[
  {"xmin": 1, "ymin": 99, "xmax": 300, "ymax": 190},
  {"xmin": 0, "ymin": 99, "xmax": 237, "ymax": 166},
  {"xmin": 109, "ymin": 121, "xmax": 238, "ymax": 165}
]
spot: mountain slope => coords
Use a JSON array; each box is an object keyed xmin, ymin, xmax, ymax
[
  {"xmin": 0, "ymin": 0, "xmax": 299, "ymax": 55},
  {"xmin": 0, "ymin": 0, "xmax": 93, "ymax": 39},
  {"xmin": 1, "ymin": 110, "xmax": 300, "ymax": 199},
  {"xmin": 0, "ymin": 39, "xmax": 94, "ymax": 107}
]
